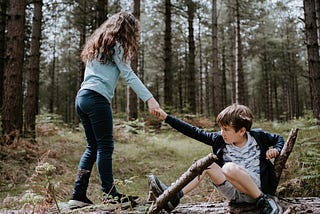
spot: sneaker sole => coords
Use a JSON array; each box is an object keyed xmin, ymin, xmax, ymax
[
  {"xmin": 68, "ymin": 200, "xmax": 92, "ymax": 209},
  {"xmin": 273, "ymin": 196, "xmax": 283, "ymax": 214},
  {"xmin": 148, "ymin": 175, "xmax": 166, "ymax": 197}
]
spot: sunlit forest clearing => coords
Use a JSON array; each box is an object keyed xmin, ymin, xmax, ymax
[{"xmin": 0, "ymin": 114, "xmax": 319, "ymax": 212}]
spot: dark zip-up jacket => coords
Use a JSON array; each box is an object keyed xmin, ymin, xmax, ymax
[{"xmin": 165, "ymin": 115, "xmax": 285, "ymax": 195}]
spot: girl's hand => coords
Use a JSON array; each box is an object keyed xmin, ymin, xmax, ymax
[
  {"xmin": 147, "ymin": 97, "xmax": 160, "ymax": 113},
  {"xmin": 266, "ymin": 148, "xmax": 280, "ymax": 160}
]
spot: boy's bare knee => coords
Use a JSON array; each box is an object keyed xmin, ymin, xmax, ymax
[{"xmin": 222, "ymin": 162, "xmax": 241, "ymax": 178}]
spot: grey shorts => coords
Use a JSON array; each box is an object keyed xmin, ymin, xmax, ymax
[{"xmin": 214, "ymin": 180, "xmax": 257, "ymax": 203}]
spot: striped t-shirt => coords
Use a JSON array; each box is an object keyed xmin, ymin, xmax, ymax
[{"xmin": 222, "ymin": 132, "xmax": 261, "ymax": 188}]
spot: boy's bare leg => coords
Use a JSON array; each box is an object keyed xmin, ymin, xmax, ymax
[
  {"xmin": 182, "ymin": 163, "xmax": 226, "ymax": 195},
  {"xmin": 222, "ymin": 162, "xmax": 261, "ymax": 199},
  {"xmin": 183, "ymin": 162, "xmax": 261, "ymax": 198}
]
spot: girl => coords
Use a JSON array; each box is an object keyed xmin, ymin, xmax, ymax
[{"xmin": 69, "ymin": 11, "xmax": 160, "ymax": 208}]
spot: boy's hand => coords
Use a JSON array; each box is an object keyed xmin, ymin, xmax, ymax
[
  {"xmin": 152, "ymin": 108, "xmax": 168, "ymax": 121},
  {"xmin": 266, "ymin": 148, "xmax": 280, "ymax": 160}
]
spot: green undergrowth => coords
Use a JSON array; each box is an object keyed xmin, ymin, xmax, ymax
[{"xmin": 0, "ymin": 113, "xmax": 319, "ymax": 212}]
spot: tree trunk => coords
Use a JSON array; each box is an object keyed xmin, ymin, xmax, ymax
[
  {"xmin": 127, "ymin": 0, "xmax": 140, "ymax": 121},
  {"xmin": 304, "ymin": 0, "xmax": 320, "ymax": 119},
  {"xmin": 315, "ymin": 0, "xmax": 320, "ymax": 52},
  {"xmin": 272, "ymin": 65, "xmax": 280, "ymax": 120},
  {"xmin": 186, "ymin": 0, "xmax": 196, "ymax": 113},
  {"xmin": 178, "ymin": 56, "xmax": 183, "ymax": 112},
  {"xmin": 97, "ymin": 0, "xmax": 108, "ymax": 26},
  {"xmin": 235, "ymin": 0, "xmax": 245, "ymax": 105},
  {"xmin": 0, "ymin": 0, "xmax": 7, "ymax": 111},
  {"xmin": 280, "ymin": 39, "xmax": 289, "ymax": 121},
  {"xmin": 212, "ymin": 0, "xmax": 221, "ymax": 116},
  {"xmin": 139, "ymin": 43, "xmax": 145, "ymax": 112},
  {"xmin": 23, "ymin": 0, "xmax": 43, "ymax": 140},
  {"xmin": 204, "ymin": 59, "xmax": 210, "ymax": 116},
  {"xmin": 227, "ymin": 3, "xmax": 236, "ymax": 104},
  {"xmin": 1, "ymin": 0, "xmax": 26, "ymax": 144},
  {"xmin": 221, "ymin": 27, "xmax": 227, "ymax": 108},
  {"xmin": 49, "ymin": 34, "xmax": 56, "ymax": 114},
  {"xmin": 262, "ymin": 49, "xmax": 273, "ymax": 120},
  {"xmin": 75, "ymin": 0, "xmax": 87, "ymax": 124},
  {"xmin": 164, "ymin": 0, "xmax": 173, "ymax": 108},
  {"xmin": 197, "ymin": 15, "xmax": 203, "ymax": 114}
]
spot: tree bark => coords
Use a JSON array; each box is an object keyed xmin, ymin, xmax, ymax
[
  {"xmin": 56, "ymin": 197, "xmax": 320, "ymax": 213},
  {"xmin": 139, "ymin": 43, "xmax": 145, "ymax": 112},
  {"xmin": 221, "ymin": 27, "xmax": 227, "ymax": 108},
  {"xmin": 164, "ymin": 0, "xmax": 173, "ymax": 107},
  {"xmin": 127, "ymin": 0, "xmax": 140, "ymax": 121},
  {"xmin": 49, "ymin": 34, "xmax": 56, "ymax": 114},
  {"xmin": 197, "ymin": 15, "xmax": 203, "ymax": 114},
  {"xmin": 315, "ymin": 0, "xmax": 320, "ymax": 51},
  {"xmin": 186, "ymin": 0, "xmax": 196, "ymax": 113},
  {"xmin": 226, "ymin": 2, "xmax": 236, "ymax": 104},
  {"xmin": 24, "ymin": 0, "xmax": 43, "ymax": 140},
  {"xmin": 97, "ymin": 0, "xmax": 108, "ymax": 26},
  {"xmin": 235, "ymin": 0, "xmax": 245, "ymax": 105},
  {"xmin": 304, "ymin": 0, "xmax": 320, "ymax": 119},
  {"xmin": 2, "ymin": 0, "xmax": 26, "ymax": 144},
  {"xmin": 148, "ymin": 153, "xmax": 218, "ymax": 214},
  {"xmin": 0, "ymin": 0, "xmax": 7, "ymax": 111},
  {"xmin": 212, "ymin": 0, "xmax": 221, "ymax": 116},
  {"xmin": 172, "ymin": 197, "xmax": 320, "ymax": 214}
]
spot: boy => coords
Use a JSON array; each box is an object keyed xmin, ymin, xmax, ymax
[{"xmin": 150, "ymin": 104, "xmax": 283, "ymax": 214}]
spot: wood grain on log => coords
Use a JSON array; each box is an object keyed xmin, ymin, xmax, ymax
[
  {"xmin": 148, "ymin": 153, "xmax": 218, "ymax": 214},
  {"xmin": 274, "ymin": 128, "xmax": 299, "ymax": 181},
  {"xmin": 172, "ymin": 197, "xmax": 320, "ymax": 214}
]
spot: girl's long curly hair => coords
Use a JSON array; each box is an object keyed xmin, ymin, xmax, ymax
[{"xmin": 81, "ymin": 11, "xmax": 139, "ymax": 64}]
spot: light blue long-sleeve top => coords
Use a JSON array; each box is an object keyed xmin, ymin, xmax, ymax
[{"xmin": 79, "ymin": 43, "xmax": 153, "ymax": 103}]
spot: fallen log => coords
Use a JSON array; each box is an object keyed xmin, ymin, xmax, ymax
[
  {"xmin": 49, "ymin": 197, "xmax": 320, "ymax": 213},
  {"xmin": 148, "ymin": 153, "xmax": 218, "ymax": 214},
  {"xmin": 172, "ymin": 197, "xmax": 320, "ymax": 214}
]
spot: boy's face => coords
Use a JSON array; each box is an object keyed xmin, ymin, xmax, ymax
[{"xmin": 220, "ymin": 125, "xmax": 246, "ymax": 145}]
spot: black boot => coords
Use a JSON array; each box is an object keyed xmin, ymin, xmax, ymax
[{"xmin": 68, "ymin": 169, "xmax": 93, "ymax": 208}]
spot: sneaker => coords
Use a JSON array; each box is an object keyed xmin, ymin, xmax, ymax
[
  {"xmin": 68, "ymin": 194, "xmax": 93, "ymax": 208},
  {"xmin": 256, "ymin": 194, "xmax": 283, "ymax": 214},
  {"xmin": 148, "ymin": 175, "xmax": 183, "ymax": 212},
  {"xmin": 148, "ymin": 174, "xmax": 169, "ymax": 198}
]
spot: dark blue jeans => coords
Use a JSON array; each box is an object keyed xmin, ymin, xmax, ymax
[{"xmin": 73, "ymin": 89, "xmax": 118, "ymax": 197}]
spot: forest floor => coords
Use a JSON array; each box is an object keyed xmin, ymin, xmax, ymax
[{"xmin": 0, "ymin": 113, "xmax": 319, "ymax": 213}]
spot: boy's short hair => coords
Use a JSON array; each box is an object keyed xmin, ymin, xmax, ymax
[{"xmin": 216, "ymin": 103, "xmax": 253, "ymax": 132}]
